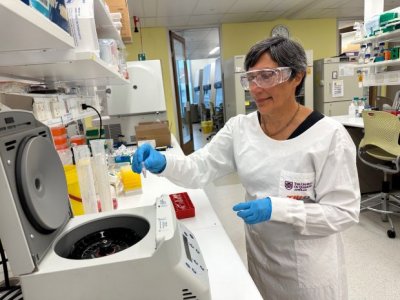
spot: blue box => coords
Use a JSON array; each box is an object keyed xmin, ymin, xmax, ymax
[
  {"xmin": 49, "ymin": 0, "xmax": 70, "ymax": 33},
  {"xmin": 22, "ymin": 0, "xmax": 50, "ymax": 18}
]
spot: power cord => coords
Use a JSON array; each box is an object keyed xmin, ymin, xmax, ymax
[
  {"xmin": 0, "ymin": 287, "xmax": 22, "ymax": 300},
  {"xmin": 81, "ymin": 104, "xmax": 102, "ymax": 139},
  {"xmin": 0, "ymin": 240, "xmax": 22, "ymax": 299},
  {"xmin": 0, "ymin": 239, "xmax": 10, "ymax": 291}
]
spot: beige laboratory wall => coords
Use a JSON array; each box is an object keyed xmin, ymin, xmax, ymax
[
  {"xmin": 124, "ymin": 19, "xmax": 338, "ymax": 138},
  {"xmin": 221, "ymin": 18, "xmax": 337, "ymax": 61}
]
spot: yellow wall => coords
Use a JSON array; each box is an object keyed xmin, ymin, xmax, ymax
[
  {"xmin": 123, "ymin": 19, "xmax": 338, "ymax": 139},
  {"xmin": 124, "ymin": 27, "xmax": 177, "ymax": 136},
  {"xmin": 221, "ymin": 18, "xmax": 337, "ymax": 61}
]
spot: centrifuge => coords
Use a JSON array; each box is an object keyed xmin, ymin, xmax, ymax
[{"xmin": 0, "ymin": 110, "xmax": 210, "ymax": 300}]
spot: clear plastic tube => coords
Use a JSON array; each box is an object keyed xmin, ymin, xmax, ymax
[
  {"xmin": 73, "ymin": 145, "xmax": 98, "ymax": 214},
  {"xmin": 90, "ymin": 139, "xmax": 113, "ymax": 212}
]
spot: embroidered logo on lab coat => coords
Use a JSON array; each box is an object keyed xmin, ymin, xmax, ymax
[
  {"xmin": 284, "ymin": 180, "xmax": 312, "ymax": 191},
  {"xmin": 280, "ymin": 171, "xmax": 316, "ymax": 201},
  {"xmin": 284, "ymin": 181, "xmax": 293, "ymax": 190}
]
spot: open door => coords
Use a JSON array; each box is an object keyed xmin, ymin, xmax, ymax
[{"xmin": 169, "ymin": 31, "xmax": 194, "ymax": 155}]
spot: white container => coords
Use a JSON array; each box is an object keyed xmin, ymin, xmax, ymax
[
  {"xmin": 50, "ymin": 98, "xmax": 67, "ymax": 118},
  {"xmin": 65, "ymin": 0, "xmax": 100, "ymax": 55},
  {"xmin": 110, "ymin": 12, "xmax": 122, "ymax": 21},
  {"xmin": 33, "ymin": 98, "xmax": 52, "ymax": 121},
  {"xmin": 348, "ymin": 102, "xmax": 356, "ymax": 117},
  {"xmin": 73, "ymin": 145, "xmax": 98, "ymax": 214},
  {"xmin": 90, "ymin": 139, "xmax": 113, "ymax": 212},
  {"xmin": 99, "ymin": 39, "xmax": 119, "ymax": 70}
]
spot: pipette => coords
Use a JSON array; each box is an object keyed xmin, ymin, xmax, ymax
[{"xmin": 142, "ymin": 162, "xmax": 147, "ymax": 178}]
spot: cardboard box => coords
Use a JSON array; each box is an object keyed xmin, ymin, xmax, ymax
[
  {"xmin": 135, "ymin": 121, "xmax": 171, "ymax": 147},
  {"xmin": 105, "ymin": 0, "xmax": 132, "ymax": 43}
]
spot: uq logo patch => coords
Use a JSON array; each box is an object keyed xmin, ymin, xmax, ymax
[{"xmin": 285, "ymin": 181, "xmax": 293, "ymax": 190}]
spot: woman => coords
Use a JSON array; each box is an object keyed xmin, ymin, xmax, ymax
[{"xmin": 132, "ymin": 36, "xmax": 360, "ymax": 300}]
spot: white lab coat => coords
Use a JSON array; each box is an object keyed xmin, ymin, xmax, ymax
[{"xmin": 161, "ymin": 112, "xmax": 360, "ymax": 300}]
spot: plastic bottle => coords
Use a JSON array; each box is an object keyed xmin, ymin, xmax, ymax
[
  {"xmin": 353, "ymin": 97, "xmax": 359, "ymax": 117},
  {"xmin": 384, "ymin": 49, "xmax": 391, "ymax": 60},
  {"xmin": 348, "ymin": 100, "xmax": 356, "ymax": 117},
  {"xmin": 378, "ymin": 42, "xmax": 385, "ymax": 54},
  {"xmin": 362, "ymin": 97, "xmax": 371, "ymax": 111},
  {"xmin": 364, "ymin": 54, "xmax": 371, "ymax": 64},
  {"xmin": 353, "ymin": 21, "xmax": 365, "ymax": 39},
  {"xmin": 366, "ymin": 42, "xmax": 372, "ymax": 55},
  {"xmin": 358, "ymin": 45, "xmax": 366, "ymax": 64},
  {"xmin": 358, "ymin": 98, "xmax": 364, "ymax": 117}
]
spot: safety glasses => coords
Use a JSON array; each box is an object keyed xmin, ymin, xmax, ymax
[{"xmin": 240, "ymin": 67, "xmax": 292, "ymax": 90}]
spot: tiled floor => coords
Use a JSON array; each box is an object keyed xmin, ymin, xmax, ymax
[
  {"xmin": 193, "ymin": 123, "xmax": 213, "ymax": 151},
  {"xmin": 194, "ymin": 126, "xmax": 400, "ymax": 300}
]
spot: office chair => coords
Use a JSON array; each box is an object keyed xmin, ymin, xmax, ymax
[
  {"xmin": 358, "ymin": 110, "xmax": 400, "ymax": 238},
  {"xmin": 393, "ymin": 90, "xmax": 400, "ymax": 111}
]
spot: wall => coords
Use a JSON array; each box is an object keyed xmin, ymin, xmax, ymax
[
  {"xmin": 123, "ymin": 19, "xmax": 338, "ymax": 140},
  {"xmin": 220, "ymin": 18, "xmax": 337, "ymax": 61},
  {"xmin": 124, "ymin": 27, "xmax": 177, "ymax": 136}
]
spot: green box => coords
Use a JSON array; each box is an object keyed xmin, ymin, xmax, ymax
[
  {"xmin": 391, "ymin": 47, "xmax": 400, "ymax": 60},
  {"xmin": 379, "ymin": 12, "xmax": 398, "ymax": 26}
]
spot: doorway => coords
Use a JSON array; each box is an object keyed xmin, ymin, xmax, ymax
[
  {"xmin": 170, "ymin": 27, "xmax": 223, "ymax": 151},
  {"xmin": 169, "ymin": 31, "xmax": 194, "ymax": 154}
]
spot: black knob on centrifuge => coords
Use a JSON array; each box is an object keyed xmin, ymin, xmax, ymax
[{"xmin": 98, "ymin": 239, "xmax": 114, "ymax": 256}]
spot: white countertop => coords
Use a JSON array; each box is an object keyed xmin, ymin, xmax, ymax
[
  {"xmin": 115, "ymin": 137, "xmax": 263, "ymax": 300},
  {"xmin": 330, "ymin": 115, "xmax": 364, "ymax": 128}
]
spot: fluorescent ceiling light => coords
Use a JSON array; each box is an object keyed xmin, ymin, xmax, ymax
[{"xmin": 208, "ymin": 46, "xmax": 220, "ymax": 55}]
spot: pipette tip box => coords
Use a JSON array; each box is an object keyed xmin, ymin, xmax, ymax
[{"xmin": 169, "ymin": 192, "xmax": 195, "ymax": 219}]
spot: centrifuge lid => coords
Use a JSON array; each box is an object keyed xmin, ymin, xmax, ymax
[{"xmin": 16, "ymin": 135, "xmax": 70, "ymax": 233}]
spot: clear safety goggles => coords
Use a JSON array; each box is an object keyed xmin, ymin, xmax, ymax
[{"xmin": 240, "ymin": 67, "xmax": 292, "ymax": 90}]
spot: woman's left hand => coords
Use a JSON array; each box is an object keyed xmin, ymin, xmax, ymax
[{"xmin": 233, "ymin": 197, "xmax": 272, "ymax": 224}]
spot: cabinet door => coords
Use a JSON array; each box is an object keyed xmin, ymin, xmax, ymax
[
  {"xmin": 107, "ymin": 60, "xmax": 166, "ymax": 115},
  {"xmin": 323, "ymin": 63, "xmax": 363, "ymax": 102},
  {"xmin": 324, "ymin": 101, "xmax": 352, "ymax": 116}
]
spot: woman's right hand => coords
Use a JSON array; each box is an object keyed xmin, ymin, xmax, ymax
[{"xmin": 131, "ymin": 143, "xmax": 166, "ymax": 174}]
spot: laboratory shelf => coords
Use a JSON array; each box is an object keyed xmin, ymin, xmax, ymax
[
  {"xmin": 94, "ymin": 0, "xmax": 124, "ymax": 48},
  {"xmin": 0, "ymin": 52, "xmax": 128, "ymax": 87},
  {"xmin": 0, "ymin": 0, "xmax": 74, "ymax": 53},
  {"xmin": 352, "ymin": 28, "xmax": 400, "ymax": 44},
  {"xmin": 362, "ymin": 70, "xmax": 400, "ymax": 87},
  {"xmin": 44, "ymin": 110, "xmax": 97, "ymax": 127},
  {"xmin": 350, "ymin": 58, "xmax": 400, "ymax": 68}
]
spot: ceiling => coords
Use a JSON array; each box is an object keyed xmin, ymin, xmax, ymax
[{"xmin": 127, "ymin": 0, "xmax": 399, "ymax": 59}]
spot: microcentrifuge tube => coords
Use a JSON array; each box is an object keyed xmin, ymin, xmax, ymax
[{"xmin": 142, "ymin": 162, "xmax": 147, "ymax": 178}]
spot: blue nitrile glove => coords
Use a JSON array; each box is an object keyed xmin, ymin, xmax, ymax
[
  {"xmin": 132, "ymin": 143, "xmax": 166, "ymax": 174},
  {"xmin": 232, "ymin": 197, "xmax": 272, "ymax": 224}
]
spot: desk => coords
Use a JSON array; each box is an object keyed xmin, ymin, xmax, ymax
[
  {"xmin": 113, "ymin": 136, "xmax": 263, "ymax": 299},
  {"xmin": 330, "ymin": 115, "xmax": 364, "ymax": 128}
]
